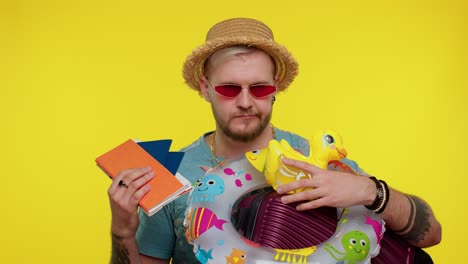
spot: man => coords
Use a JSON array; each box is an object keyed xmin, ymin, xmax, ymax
[{"xmin": 107, "ymin": 18, "xmax": 441, "ymax": 263}]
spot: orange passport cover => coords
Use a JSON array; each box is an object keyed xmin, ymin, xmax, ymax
[{"xmin": 96, "ymin": 139, "xmax": 184, "ymax": 215}]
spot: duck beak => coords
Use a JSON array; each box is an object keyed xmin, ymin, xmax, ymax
[{"xmin": 337, "ymin": 147, "xmax": 348, "ymax": 159}]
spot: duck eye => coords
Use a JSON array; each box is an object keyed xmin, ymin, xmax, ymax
[
  {"xmin": 325, "ymin": 135, "xmax": 334, "ymax": 144},
  {"xmin": 252, "ymin": 150, "xmax": 260, "ymax": 154}
]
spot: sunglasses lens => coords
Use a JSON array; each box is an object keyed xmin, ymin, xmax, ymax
[
  {"xmin": 214, "ymin": 84, "xmax": 277, "ymax": 98},
  {"xmin": 249, "ymin": 85, "xmax": 277, "ymax": 97},
  {"xmin": 214, "ymin": 85, "xmax": 242, "ymax": 97}
]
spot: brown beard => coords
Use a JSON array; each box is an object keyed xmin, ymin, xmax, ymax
[{"xmin": 211, "ymin": 105, "xmax": 272, "ymax": 143}]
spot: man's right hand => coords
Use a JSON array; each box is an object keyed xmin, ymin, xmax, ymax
[{"xmin": 108, "ymin": 166, "xmax": 154, "ymax": 238}]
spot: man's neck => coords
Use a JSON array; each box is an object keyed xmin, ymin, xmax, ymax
[{"xmin": 209, "ymin": 125, "xmax": 276, "ymax": 162}]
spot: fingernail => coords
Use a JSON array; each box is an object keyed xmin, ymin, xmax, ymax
[
  {"xmin": 148, "ymin": 171, "xmax": 155, "ymax": 177},
  {"xmin": 281, "ymin": 196, "xmax": 288, "ymax": 203}
]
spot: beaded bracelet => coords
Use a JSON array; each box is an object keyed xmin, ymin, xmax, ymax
[
  {"xmin": 365, "ymin": 176, "xmax": 383, "ymax": 211},
  {"xmin": 375, "ymin": 180, "xmax": 390, "ymax": 214},
  {"xmin": 365, "ymin": 177, "xmax": 390, "ymax": 214}
]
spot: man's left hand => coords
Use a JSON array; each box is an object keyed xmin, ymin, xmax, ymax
[{"xmin": 276, "ymin": 157, "xmax": 376, "ymax": 210}]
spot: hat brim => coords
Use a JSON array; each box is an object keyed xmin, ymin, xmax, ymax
[{"xmin": 183, "ymin": 36, "xmax": 298, "ymax": 93}]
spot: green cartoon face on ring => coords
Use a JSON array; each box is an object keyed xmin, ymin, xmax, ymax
[
  {"xmin": 325, "ymin": 230, "xmax": 371, "ymax": 263},
  {"xmin": 343, "ymin": 231, "xmax": 371, "ymax": 259}
]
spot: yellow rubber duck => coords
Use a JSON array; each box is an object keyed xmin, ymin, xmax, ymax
[{"xmin": 245, "ymin": 129, "xmax": 348, "ymax": 192}]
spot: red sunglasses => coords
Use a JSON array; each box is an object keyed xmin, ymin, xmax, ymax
[{"xmin": 213, "ymin": 84, "xmax": 277, "ymax": 98}]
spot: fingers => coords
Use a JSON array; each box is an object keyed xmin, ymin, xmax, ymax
[
  {"xmin": 295, "ymin": 199, "xmax": 325, "ymax": 211},
  {"xmin": 280, "ymin": 186, "xmax": 322, "ymax": 204},
  {"xmin": 277, "ymin": 178, "xmax": 316, "ymax": 194},
  {"xmin": 123, "ymin": 170, "xmax": 154, "ymax": 205},
  {"xmin": 281, "ymin": 157, "xmax": 322, "ymax": 173},
  {"xmin": 277, "ymin": 170, "xmax": 369, "ymax": 210},
  {"xmin": 108, "ymin": 166, "xmax": 154, "ymax": 207},
  {"xmin": 109, "ymin": 166, "xmax": 151, "ymax": 192},
  {"xmin": 276, "ymin": 158, "xmax": 324, "ymax": 194},
  {"xmin": 280, "ymin": 187, "xmax": 330, "ymax": 211}
]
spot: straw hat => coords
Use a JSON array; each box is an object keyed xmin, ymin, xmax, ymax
[{"xmin": 183, "ymin": 18, "xmax": 298, "ymax": 93}]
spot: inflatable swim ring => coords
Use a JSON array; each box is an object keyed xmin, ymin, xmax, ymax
[{"xmin": 184, "ymin": 130, "xmax": 385, "ymax": 263}]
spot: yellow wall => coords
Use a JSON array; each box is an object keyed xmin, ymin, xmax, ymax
[{"xmin": 1, "ymin": 0, "xmax": 465, "ymax": 262}]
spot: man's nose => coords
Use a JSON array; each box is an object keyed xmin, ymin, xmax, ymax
[{"xmin": 236, "ymin": 87, "xmax": 253, "ymax": 108}]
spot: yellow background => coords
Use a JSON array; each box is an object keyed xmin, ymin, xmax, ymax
[{"xmin": 1, "ymin": 0, "xmax": 465, "ymax": 263}]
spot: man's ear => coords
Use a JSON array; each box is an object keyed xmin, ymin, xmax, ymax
[
  {"xmin": 272, "ymin": 75, "xmax": 279, "ymax": 105},
  {"xmin": 274, "ymin": 75, "xmax": 280, "ymax": 87},
  {"xmin": 199, "ymin": 76, "xmax": 211, "ymax": 102}
]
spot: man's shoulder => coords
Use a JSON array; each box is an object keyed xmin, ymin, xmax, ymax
[
  {"xmin": 178, "ymin": 135, "xmax": 209, "ymax": 160},
  {"xmin": 276, "ymin": 128, "xmax": 310, "ymax": 155},
  {"xmin": 276, "ymin": 128, "xmax": 306, "ymax": 141}
]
